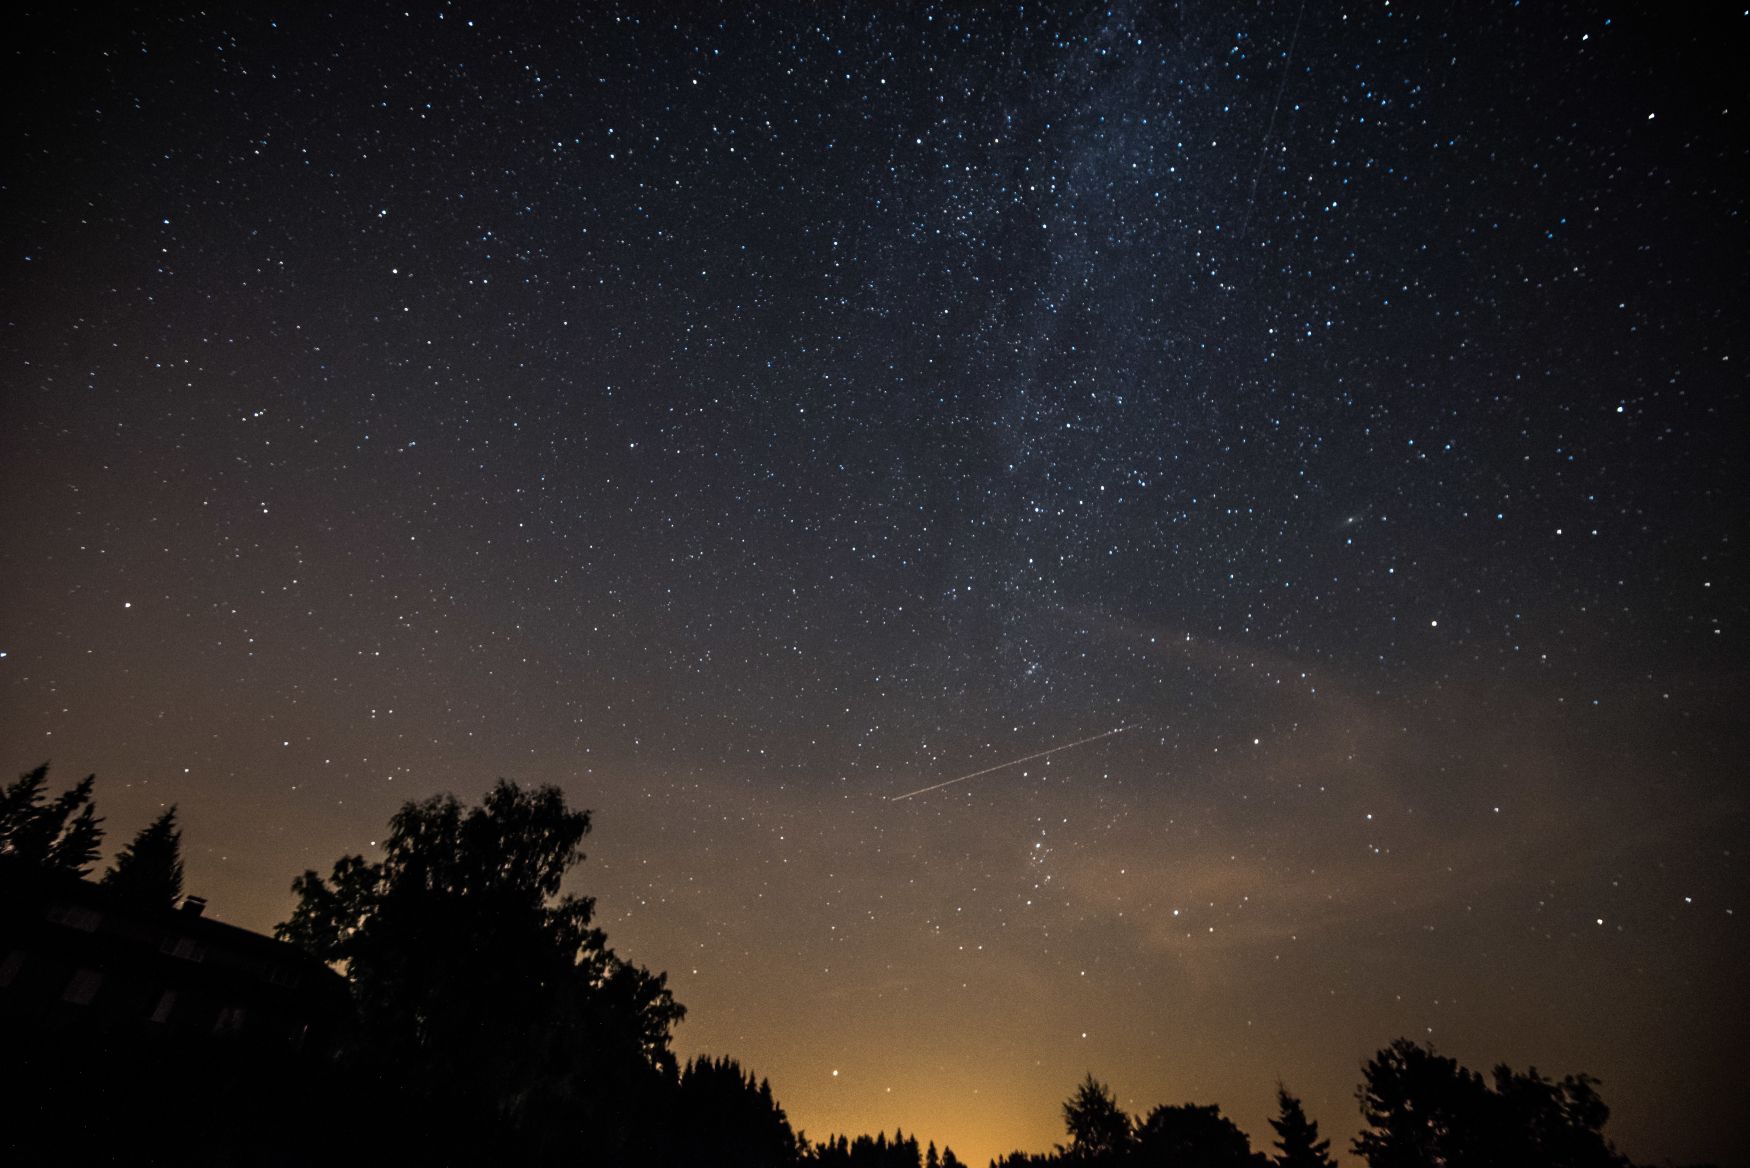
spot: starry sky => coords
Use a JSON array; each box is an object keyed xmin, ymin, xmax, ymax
[{"xmin": 3, "ymin": 2, "xmax": 1745, "ymax": 1164}]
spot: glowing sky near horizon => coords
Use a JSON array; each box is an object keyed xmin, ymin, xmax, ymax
[{"xmin": 2, "ymin": 3, "xmax": 1744, "ymax": 1164}]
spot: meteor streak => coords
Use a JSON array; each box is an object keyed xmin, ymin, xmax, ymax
[{"xmin": 887, "ymin": 723, "xmax": 1138, "ymax": 802}]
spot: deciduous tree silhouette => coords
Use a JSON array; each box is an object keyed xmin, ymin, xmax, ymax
[
  {"xmin": 1488, "ymin": 1063, "xmax": 1631, "ymax": 1168},
  {"xmin": 1062, "ymin": 1073, "xmax": 1133, "ymax": 1163},
  {"xmin": 0, "ymin": 764, "xmax": 103, "ymax": 875},
  {"xmin": 1353, "ymin": 1039, "xmax": 1633, "ymax": 1168},
  {"xmin": 100, "ymin": 805, "xmax": 183, "ymax": 907},
  {"xmin": 277, "ymin": 780, "xmax": 685, "ymax": 1163},
  {"xmin": 1269, "ymin": 1086, "xmax": 1335, "ymax": 1168},
  {"xmin": 1133, "ymin": 1102, "xmax": 1268, "ymax": 1167},
  {"xmin": 1353, "ymin": 1039, "xmax": 1493, "ymax": 1167}
]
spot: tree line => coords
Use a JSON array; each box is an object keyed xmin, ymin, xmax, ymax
[
  {"xmin": 1, "ymin": 765, "xmax": 1716, "ymax": 1167},
  {"xmin": 0, "ymin": 763, "xmax": 186, "ymax": 905},
  {"xmin": 994, "ymin": 1055, "xmax": 1701, "ymax": 1168}
]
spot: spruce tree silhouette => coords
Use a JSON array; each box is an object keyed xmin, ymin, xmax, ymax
[
  {"xmin": 1062, "ymin": 1073, "xmax": 1133, "ymax": 1163},
  {"xmin": 991, "ymin": 1151, "xmax": 1056, "ymax": 1168},
  {"xmin": 807, "ymin": 1129, "xmax": 924, "ymax": 1168},
  {"xmin": 1268, "ymin": 1086, "xmax": 1335, "ymax": 1168},
  {"xmin": 673, "ymin": 1054, "xmax": 800, "ymax": 1167},
  {"xmin": 101, "ymin": 806, "xmax": 183, "ymax": 907},
  {"xmin": 0, "ymin": 764, "xmax": 103, "ymax": 875}
]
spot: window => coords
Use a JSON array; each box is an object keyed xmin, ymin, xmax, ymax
[
  {"xmin": 214, "ymin": 1005, "xmax": 247, "ymax": 1035},
  {"xmin": 62, "ymin": 968, "xmax": 103, "ymax": 1005},
  {"xmin": 159, "ymin": 935, "xmax": 206, "ymax": 962},
  {"xmin": 265, "ymin": 964, "xmax": 302, "ymax": 988},
  {"xmin": 46, "ymin": 903, "xmax": 102, "ymax": 932},
  {"xmin": 150, "ymin": 990, "xmax": 177, "ymax": 1023}
]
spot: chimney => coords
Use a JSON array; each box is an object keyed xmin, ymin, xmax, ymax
[{"xmin": 180, "ymin": 896, "xmax": 207, "ymax": 917}]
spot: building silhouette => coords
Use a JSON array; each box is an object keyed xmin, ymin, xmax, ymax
[{"xmin": 1, "ymin": 859, "xmax": 352, "ymax": 1164}]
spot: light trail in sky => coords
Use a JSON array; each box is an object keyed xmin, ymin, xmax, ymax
[{"xmin": 887, "ymin": 723, "xmax": 1139, "ymax": 802}]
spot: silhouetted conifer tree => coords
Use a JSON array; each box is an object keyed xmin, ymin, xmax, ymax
[
  {"xmin": 0, "ymin": 764, "xmax": 103, "ymax": 875},
  {"xmin": 808, "ymin": 1130, "xmax": 927, "ymax": 1168},
  {"xmin": 1269, "ymin": 1086, "xmax": 1335, "ymax": 1168},
  {"xmin": 102, "ymin": 805, "xmax": 183, "ymax": 907},
  {"xmin": 1062, "ymin": 1073, "xmax": 1132, "ymax": 1162},
  {"xmin": 674, "ymin": 1055, "xmax": 800, "ymax": 1167}
]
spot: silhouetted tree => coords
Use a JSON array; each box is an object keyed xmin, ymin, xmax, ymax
[
  {"xmin": 1063, "ymin": 1073, "xmax": 1133, "ymax": 1162},
  {"xmin": 810, "ymin": 1129, "xmax": 923, "ymax": 1168},
  {"xmin": 673, "ymin": 1055, "xmax": 800, "ymax": 1167},
  {"xmin": 1488, "ymin": 1063, "xmax": 1631, "ymax": 1168},
  {"xmin": 101, "ymin": 805, "xmax": 183, "ymax": 907},
  {"xmin": 277, "ymin": 780, "xmax": 685, "ymax": 1163},
  {"xmin": 1133, "ymin": 1102, "xmax": 1267, "ymax": 1167},
  {"xmin": 1354, "ymin": 1040, "xmax": 1632, "ymax": 1168},
  {"xmin": 0, "ymin": 764, "xmax": 103, "ymax": 875},
  {"xmin": 940, "ymin": 1147, "xmax": 966, "ymax": 1168},
  {"xmin": 1353, "ymin": 1040, "xmax": 1493, "ymax": 1168},
  {"xmin": 1269, "ymin": 1086, "xmax": 1335, "ymax": 1168}
]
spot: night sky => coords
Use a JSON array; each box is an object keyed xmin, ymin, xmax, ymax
[{"xmin": 3, "ymin": 3, "xmax": 1745, "ymax": 1164}]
